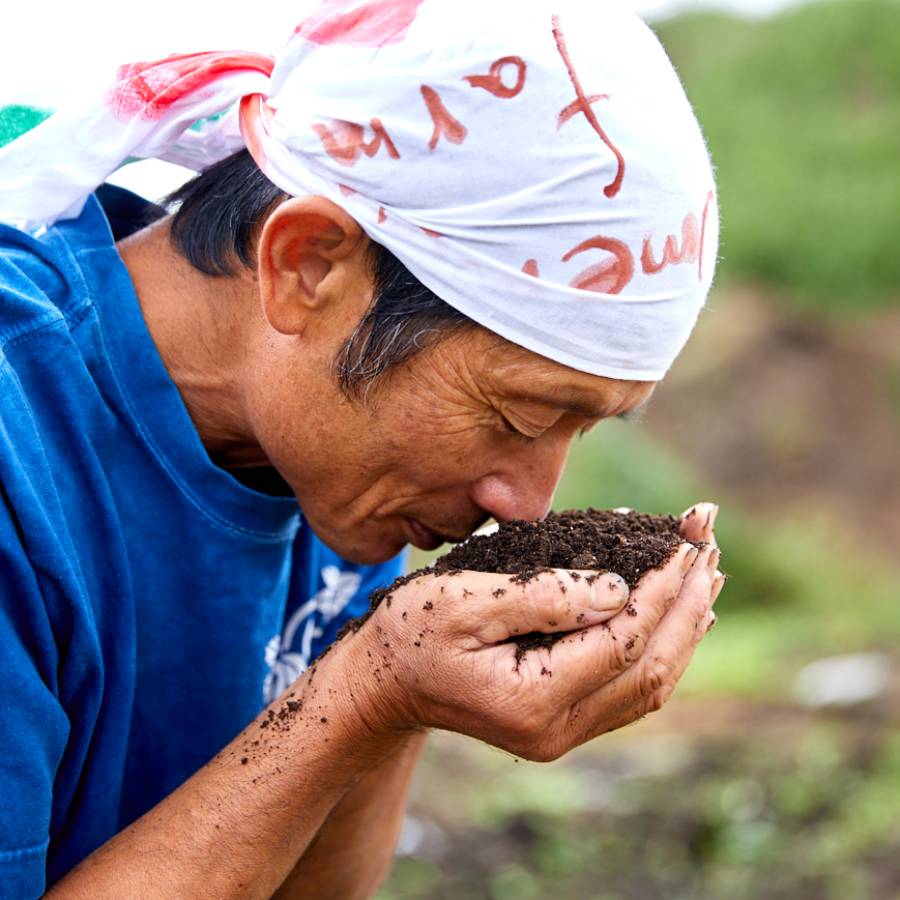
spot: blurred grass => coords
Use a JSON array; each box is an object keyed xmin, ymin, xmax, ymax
[
  {"xmin": 655, "ymin": 0, "xmax": 900, "ymax": 314},
  {"xmin": 381, "ymin": 713, "xmax": 900, "ymax": 900}
]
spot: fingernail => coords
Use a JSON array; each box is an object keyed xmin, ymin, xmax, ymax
[
  {"xmin": 707, "ymin": 612, "xmax": 717, "ymax": 632},
  {"xmin": 591, "ymin": 574, "xmax": 629, "ymax": 611},
  {"xmin": 711, "ymin": 573, "xmax": 726, "ymax": 601},
  {"xmin": 706, "ymin": 548, "xmax": 721, "ymax": 576},
  {"xmin": 681, "ymin": 547, "xmax": 700, "ymax": 575},
  {"xmin": 706, "ymin": 503, "xmax": 720, "ymax": 531}
]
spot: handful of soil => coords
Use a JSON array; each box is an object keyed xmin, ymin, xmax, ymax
[
  {"xmin": 347, "ymin": 509, "xmax": 691, "ymax": 662},
  {"xmin": 435, "ymin": 508, "xmax": 684, "ymax": 587}
]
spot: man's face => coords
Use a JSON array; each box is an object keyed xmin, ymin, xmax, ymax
[{"xmin": 245, "ymin": 321, "xmax": 655, "ymax": 565}]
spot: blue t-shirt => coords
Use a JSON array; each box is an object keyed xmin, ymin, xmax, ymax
[{"xmin": 0, "ymin": 188, "xmax": 403, "ymax": 898}]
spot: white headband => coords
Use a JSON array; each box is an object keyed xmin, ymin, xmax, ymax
[{"xmin": 0, "ymin": 0, "xmax": 718, "ymax": 381}]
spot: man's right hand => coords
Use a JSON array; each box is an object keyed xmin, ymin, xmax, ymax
[{"xmin": 343, "ymin": 538, "xmax": 723, "ymax": 762}]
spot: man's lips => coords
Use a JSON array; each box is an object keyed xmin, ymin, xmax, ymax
[{"xmin": 404, "ymin": 517, "xmax": 466, "ymax": 551}]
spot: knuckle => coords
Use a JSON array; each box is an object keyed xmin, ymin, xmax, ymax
[
  {"xmin": 640, "ymin": 657, "xmax": 673, "ymax": 698},
  {"xmin": 528, "ymin": 575, "xmax": 569, "ymax": 623},
  {"xmin": 440, "ymin": 577, "xmax": 469, "ymax": 605},
  {"xmin": 609, "ymin": 630, "xmax": 645, "ymax": 675},
  {"xmin": 642, "ymin": 684, "xmax": 674, "ymax": 716}
]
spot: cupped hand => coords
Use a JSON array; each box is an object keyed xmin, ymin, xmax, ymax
[{"xmin": 344, "ymin": 537, "xmax": 725, "ymax": 762}]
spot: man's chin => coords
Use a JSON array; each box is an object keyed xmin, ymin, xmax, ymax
[{"xmin": 302, "ymin": 515, "xmax": 409, "ymax": 566}]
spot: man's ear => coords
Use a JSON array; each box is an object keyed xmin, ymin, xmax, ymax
[{"xmin": 257, "ymin": 196, "xmax": 364, "ymax": 336}]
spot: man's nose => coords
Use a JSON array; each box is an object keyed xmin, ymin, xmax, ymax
[{"xmin": 469, "ymin": 441, "xmax": 568, "ymax": 523}]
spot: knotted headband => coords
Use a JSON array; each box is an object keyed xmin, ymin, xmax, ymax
[{"xmin": 0, "ymin": 0, "xmax": 718, "ymax": 381}]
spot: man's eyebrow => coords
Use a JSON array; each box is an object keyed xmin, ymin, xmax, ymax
[{"xmin": 508, "ymin": 385, "xmax": 655, "ymax": 421}]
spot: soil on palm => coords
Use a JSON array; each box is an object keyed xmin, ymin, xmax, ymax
[{"xmin": 347, "ymin": 509, "xmax": 689, "ymax": 662}]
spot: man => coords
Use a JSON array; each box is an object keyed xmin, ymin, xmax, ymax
[{"xmin": 0, "ymin": 1, "xmax": 723, "ymax": 896}]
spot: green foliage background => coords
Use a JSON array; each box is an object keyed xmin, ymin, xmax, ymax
[{"xmin": 656, "ymin": 0, "xmax": 900, "ymax": 315}]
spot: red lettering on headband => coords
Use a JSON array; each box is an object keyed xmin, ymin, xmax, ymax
[
  {"xmin": 421, "ymin": 226, "xmax": 443, "ymax": 238},
  {"xmin": 109, "ymin": 52, "xmax": 274, "ymax": 121},
  {"xmin": 642, "ymin": 212, "xmax": 700, "ymax": 275},
  {"xmin": 552, "ymin": 16, "xmax": 625, "ymax": 200},
  {"xmin": 558, "ymin": 93, "xmax": 609, "ymax": 127},
  {"xmin": 464, "ymin": 56, "xmax": 527, "ymax": 99},
  {"xmin": 294, "ymin": 0, "xmax": 426, "ymax": 47},
  {"xmin": 523, "ymin": 259, "xmax": 541, "ymax": 278},
  {"xmin": 564, "ymin": 235, "xmax": 635, "ymax": 295},
  {"xmin": 421, "ymin": 86, "xmax": 468, "ymax": 150},
  {"xmin": 338, "ymin": 184, "xmax": 357, "ymax": 196},
  {"xmin": 378, "ymin": 206, "xmax": 388, "ymax": 224},
  {"xmin": 311, "ymin": 117, "xmax": 400, "ymax": 167}
]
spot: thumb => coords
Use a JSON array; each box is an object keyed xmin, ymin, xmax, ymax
[{"xmin": 457, "ymin": 569, "xmax": 630, "ymax": 644}]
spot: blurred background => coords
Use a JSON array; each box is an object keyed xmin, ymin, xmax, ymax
[
  {"xmin": 6, "ymin": 0, "xmax": 899, "ymax": 896},
  {"xmin": 383, "ymin": 1, "xmax": 900, "ymax": 897}
]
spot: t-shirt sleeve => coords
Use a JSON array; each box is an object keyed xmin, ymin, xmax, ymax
[
  {"xmin": 264, "ymin": 537, "xmax": 408, "ymax": 704},
  {"xmin": 0, "ymin": 497, "xmax": 70, "ymax": 899},
  {"xmin": 307, "ymin": 550, "xmax": 408, "ymax": 662}
]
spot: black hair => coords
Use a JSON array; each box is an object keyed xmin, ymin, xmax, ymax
[{"xmin": 165, "ymin": 150, "xmax": 470, "ymax": 398}]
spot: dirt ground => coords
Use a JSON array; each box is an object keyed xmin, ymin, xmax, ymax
[{"xmin": 382, "ymin": 664, "xmax": 900, "ymax": 900}]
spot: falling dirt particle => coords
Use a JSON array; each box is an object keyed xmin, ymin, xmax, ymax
[
  {"xmin": 423, "ymin": 600, "xmax": 434, "ymax": 611},
  {"xmin": 402, "ymin": 611, "xmax": 408, "ymax": 620},
  {"xmin": 241, "ymin": 757, "xmax": 248, "ymax": 765},
  {"xmin": 414, "ymin": 640, "xmax": 421, "ymax": 647},
  {"xmin": 320, "ymin": 716, "xmax": 328, "ymax": 724}
]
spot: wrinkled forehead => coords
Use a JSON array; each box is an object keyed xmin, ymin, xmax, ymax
[{"xmin": 446, "ymin": 327, "xmax": 658, "ymax": 417}]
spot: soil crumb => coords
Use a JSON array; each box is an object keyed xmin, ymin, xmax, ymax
[{"xmin": 339, "ymin": 509, "xmax": 688, "ymax": 662}]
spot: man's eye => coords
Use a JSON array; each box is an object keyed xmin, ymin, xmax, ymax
[{"xmin": 499, "ymin": 414, "xmax": 539, "ymax": 443}]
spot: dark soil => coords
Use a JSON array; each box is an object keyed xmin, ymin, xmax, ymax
[
  {"xmin": 343, "ymin": 509, "xmax": 688, "ymax": 662},
  {"xmin": 435, "ymin": 509, "xmax": 684, "ymax": 588}
]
